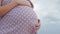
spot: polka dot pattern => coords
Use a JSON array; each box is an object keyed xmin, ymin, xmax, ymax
[{"xmin": 0, "ymin": 0, "xmax": 38, "ymax": 34}]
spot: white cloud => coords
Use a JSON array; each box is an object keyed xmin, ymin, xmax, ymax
[{"xmin": 31, "ymin": 0, "xmax": 60, "ymax": 34}]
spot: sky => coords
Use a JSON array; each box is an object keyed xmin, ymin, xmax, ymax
[{"xmin": 31, "ymin": 0, "xmax": 60, "ymax": 34}]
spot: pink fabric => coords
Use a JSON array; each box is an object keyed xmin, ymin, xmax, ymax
[{"xmin": 0, "ymin": 0, "xmax": 38, "ymax": 34}]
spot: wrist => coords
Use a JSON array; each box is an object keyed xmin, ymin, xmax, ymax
[
  {"xmin": 13, "ymin": 1, "xmax": 18, "ymax": 5},
  {"xmin": 22, "ymin": 1, "xmax": 32, "ymax": 7}
]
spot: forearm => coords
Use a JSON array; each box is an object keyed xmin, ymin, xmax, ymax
[
  {"xmin": 0, "ymin": 2, "xmax": 17, "ymax": 16},
  {"xmin": 20, "ymin": 1, "xmax": 31, "ymax": 7},
  {"xmin": 0, "ymin": 0, "xmax": 32, "ymax": 16},
  {"xmin": 0, "ymin": 0, "xmax": 2, "ymax": 6}
]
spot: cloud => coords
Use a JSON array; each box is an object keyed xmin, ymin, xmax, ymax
[{"xmin": 31, "ymin": 0, "xmax": 60, "ymax": 34}]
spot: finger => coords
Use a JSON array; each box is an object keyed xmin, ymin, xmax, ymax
[
  {"xmin": 38, "ymin": 19, "xmax": 40, "ymax": 23},
  {"xmin": 35, "ymin": 26, "xmax": 40, "ymax": 29},
  {"xmin": 36, "ymin": 23, "xmax": 40, "ymax": 27},
  {"xmin": 35, "ymin": 26, "xmax": 40, "ymax": 31}
]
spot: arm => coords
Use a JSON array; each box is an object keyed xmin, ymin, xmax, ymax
[
  {"xmin": 0, "ymin": 0, "xmax": 32, "ymax": 17},
  {"xmin": 0, "ymin": 0, "xmax": 2, "ymax": 6},
  {"xmin": 0, "ymin": 1, "xmax": 18, "ymax": 16},
  {"xmin": 15, "ymin": 0, "xmax": 32, "ymax": 8}
]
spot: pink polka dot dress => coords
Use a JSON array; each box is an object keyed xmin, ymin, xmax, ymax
[{"xmin": 0, "ymin": 0, "xmax": 38, "ymax": 34}]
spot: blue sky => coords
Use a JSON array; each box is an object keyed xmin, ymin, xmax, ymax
[{"xmin": 31, "ymin": 0, "xmax": 60, "ymax": 34}]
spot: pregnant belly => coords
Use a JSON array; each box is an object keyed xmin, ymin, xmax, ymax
[
  {"xmin": 0, "ymin": 6, "xmax": 38, "ymax": 34},
  {"xmin": 6, "ymin": 6, "xmax": 38, "ymax": 26}
]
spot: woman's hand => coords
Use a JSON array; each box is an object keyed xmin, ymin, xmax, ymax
[
  {"xmin": 34, "ymin": 19, "xmax": 40, "ymax": 32},
  {"xmin": 14, "ymin": 0, "xmax": 31, "ymax": 7}
]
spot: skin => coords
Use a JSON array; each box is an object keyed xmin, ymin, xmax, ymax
[
  {"xmin": 0, "ymin": 0, "xmax": 2, "ymax": 6},
  {"xmin": 0, "ymin": 0, "xmax": 31, "ymax": 16},
  {"xmin": 35, "ymin": 19, "xmax": 40, "ymax": 31}
]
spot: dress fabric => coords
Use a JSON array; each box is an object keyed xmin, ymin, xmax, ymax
[{"xmin": 0, "ymin": 0, "xmax": 38, "ymax": 34}]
